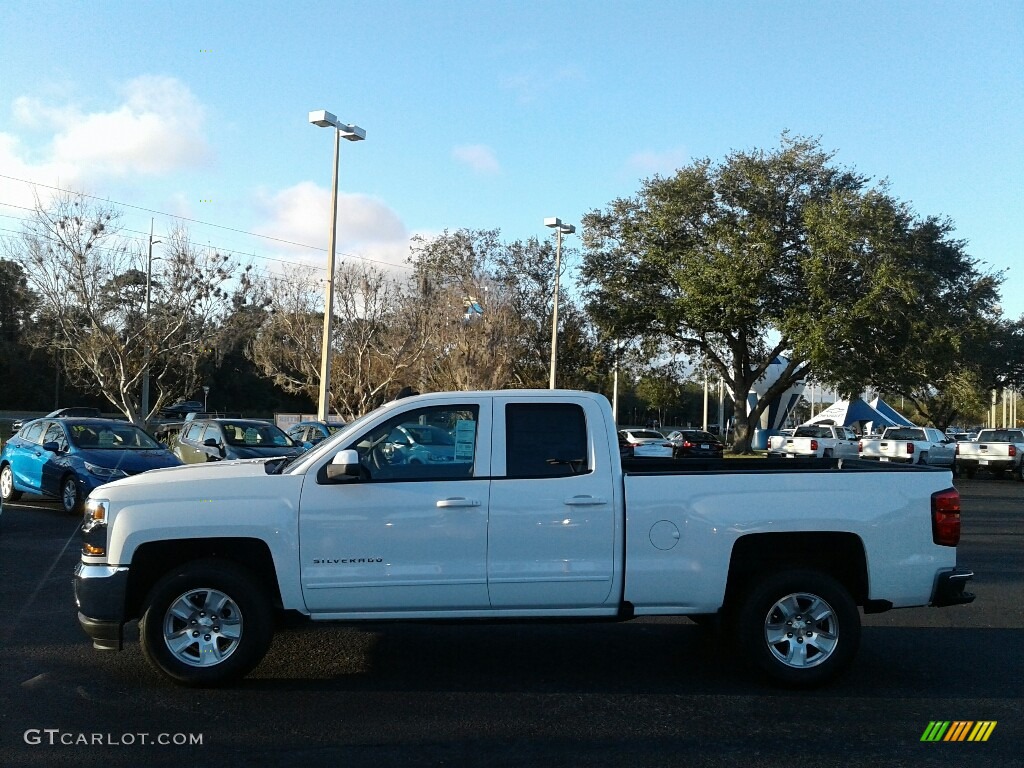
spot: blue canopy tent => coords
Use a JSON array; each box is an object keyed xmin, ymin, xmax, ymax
[
  {"xmin": 802, "ymin": 398, "xmax": 896, "ymax": 432},
  {"xmin": 869, "ymin": 397, "xmax": 915, "ymax": 428}
]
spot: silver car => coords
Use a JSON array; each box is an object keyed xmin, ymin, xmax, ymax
[{"xmin": 618, "ymin": 429, "xmax": 674, "ymax": 458}]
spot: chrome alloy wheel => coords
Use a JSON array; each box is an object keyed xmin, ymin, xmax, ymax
[
  {"xmin": 162, "ymin": 588, "xmax": 243, "ymax": 667},
  {"xmin": 763, "ymin": 592, "xmax": 839, "ymax": 669},
  {"xmin": 1, "ymin": 466, "xmax": 14, "ymax": 498}
]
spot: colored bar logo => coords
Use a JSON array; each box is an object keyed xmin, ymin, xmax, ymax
[{"xmin": 921, "ymin": 721, "xmax": 997, "ymax": 742}]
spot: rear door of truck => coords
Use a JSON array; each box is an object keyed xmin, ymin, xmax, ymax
[{"xmin": 487, "ymin": 395, "xmax": 620, "ymax": 610}]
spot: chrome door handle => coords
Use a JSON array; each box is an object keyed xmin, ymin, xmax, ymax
[{"xmin": 436, "ymin": 497, "xmax": 481, "ymax": 508}]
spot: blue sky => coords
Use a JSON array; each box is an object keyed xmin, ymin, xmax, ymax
[{"xmin": 1, "ymin": 0, "xmax": 1021, "ymax": 317}]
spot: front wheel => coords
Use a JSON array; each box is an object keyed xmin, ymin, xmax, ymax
[
  {"xmin": 735, "ymin": 569, "xmax": 860, "ymax": 687},
  {"xmin": 139, "ymin": 559, "xmax": 273, "ymax": 687},
  {"xmin": 0, "ymin": 465, "xmax": 22, "ymax": 502},
  {"xmin": 61, "ymin": 475, "xmax": 82, "ymax": 515}
]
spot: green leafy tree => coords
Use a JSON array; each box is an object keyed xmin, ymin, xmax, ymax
[{"xmin": 581, "ymin": 134, "xmax": 1002, "ymax": 451}]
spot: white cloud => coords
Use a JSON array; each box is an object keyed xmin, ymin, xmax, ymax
[
  {"xmin": 252, "ymin": 181, "xmax": 411, "ymax": 273},
  {"xmin": 624, "ymin": 147, "xmax": 690, "ymax": 178},
  {"xmin": 0, "ymin": 76, "xmax": 211, "ymax": 210},
  {"xmin": 500, "ymin": 65, "xmax": 585, "ymax": 105},
  {"xmin": 452, "ymin": 144, "xmax": 501, "ymax": 175}
]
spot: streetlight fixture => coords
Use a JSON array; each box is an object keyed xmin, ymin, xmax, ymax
[
  {"xmin": 544, "ymin": 217, "xmax": 575, "ymax": 389},
  {"xmin": 309, "ymin": 109, "xmax": 365, "ymax": 421},
  {"xmin": 140, "ymin": 218, "xmax": 161, "ymax": 423}
]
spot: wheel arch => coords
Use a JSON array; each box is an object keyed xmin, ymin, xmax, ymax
[
  {"xmin": 724, "ymin": 532, "xmax": 869, "ymax": 609},
  {"xmin": 125, "ymin": 537, "xmax": 284, "ymax": 621}
]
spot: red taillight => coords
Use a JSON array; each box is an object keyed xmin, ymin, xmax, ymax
[
  {"xmin": 858, "ymin": 440, "xmax": 863, "ymax": 452},
  {"xmin": 906, "ymin": 442, "xmax": 915, "ymax": 455},
  {"xmin": 1010, "ymin": 445, "xmax": 1017, "ymax": 458},
  {"xmin": 810, "ymin": 439, "xmax": 818, "ymax": 451},
  {"xmin": 931, "ymin": 488, "xmax": 961, "ymax": 547},
  {"xmin": 955, "ymin": 443, "xmax": 960, "ymax": 455},
  {"xmin": 683, "ymin": 441, "xmax": 694, "ymax": 448}
]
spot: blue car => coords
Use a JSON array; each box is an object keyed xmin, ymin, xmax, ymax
[{"xmin": 0, "ymin": 418, "xmax": 182, "ymax": 514}]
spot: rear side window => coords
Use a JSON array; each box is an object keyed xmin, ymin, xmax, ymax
[
  {"xmin": 22, "ymin": 422, "xmax": 45, "ymax": 444},
  {"xmin": 505, "ymin": 403, "xmax": 589, "ymax": 478},
  {"xmin": 183, "ymin": 423, "xmax": 204, "ymax": 442}
]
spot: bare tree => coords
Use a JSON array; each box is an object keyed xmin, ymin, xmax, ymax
[
  {"xmin": 249, "ymin": 261, "xmax": 425, "ymax": 420},
  {"xmin": 5, "ymin": 192, "xmax": 255, "ymax": 424}
]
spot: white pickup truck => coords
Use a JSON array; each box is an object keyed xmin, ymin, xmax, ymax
[
  {"xmin": 954, "ymin": 429, "xmax": 1024, "ymax": 480},
  {"xmin": 75, "ymin": 390, "xmax": 974, "ymax": 688},
  {"xmin": 767, "ymin": 424, "xmax": 860, "ymax": 459},
  {"xmin": 858, "ymin": 426, "xmax": 957, "ymax": 467}
]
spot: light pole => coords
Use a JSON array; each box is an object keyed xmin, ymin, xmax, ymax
[
  {"xmin": 543, "ymin": 217, "xmax": 575, "ymax": 389},
  {"xmin": 309, "ymin": 110, "xmax": 365, "ymax": 421},
  {"xmin": 140, "ymin": 218, "xmax": 161, "ymax": 423}
]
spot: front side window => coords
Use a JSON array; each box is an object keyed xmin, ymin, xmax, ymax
[
  {"xmin": 347, "ymin": 405, "xmax": 479, "ymax": 481},
  {"xmin": 506, "ymin": 403, "xmax": 590, "ymax": 478},
  {"xmin": 43, "ymin": 423, "xmax": 68, "ymax": 451}
]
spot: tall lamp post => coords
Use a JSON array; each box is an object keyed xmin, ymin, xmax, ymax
[
  {"xmin": 140, "ymin": 218, "xmax": 161, "ymax": 423},
  {"xmin": 309, "ymin": 109, "xmax": 365, "ymax": 421},
  {"xmin": 543, "ymin": 217, "xmax": 575, "ymax": 389}
]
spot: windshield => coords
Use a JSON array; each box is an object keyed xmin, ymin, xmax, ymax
[
  {"xmin": 69, "ymin": 422, "xmax": 163, "ymax": 450},
  {"xmin": 220, "ymin": 422, "xmax": 295, "ymax": 447},
  {"xmin": 884, "ymin": 428, "xmax": 925, "ymax": 441}
]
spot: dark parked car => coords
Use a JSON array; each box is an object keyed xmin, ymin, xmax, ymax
[
  {"xmin": 11, "ymin": 407, "xmax": 103, "ymax": 434},
  {"xmin": 160, "ymin": 400, "xmax": 203, "ymax": 418},
  {"xmin": 286, "ymin": 420, "xmax": 346, "ymax": 450},
  {"xmin": 666, "ymin": 429, "xmax": 725, "ymax": 459},
  {"xmin": 173, "ymin": 417, "xmax": 302, "ymax": 464},
  {"xmin": 0, "ymin": 418, "xmax": 182, "ymax": 514}
]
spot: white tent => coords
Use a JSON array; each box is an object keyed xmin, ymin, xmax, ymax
[{"xmin": 802, "ymin": 398, "xmax": 895, "ymax": 431}]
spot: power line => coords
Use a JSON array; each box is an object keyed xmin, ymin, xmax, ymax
[{"xmin": 0, "ymin": 173, "xmax": 414, "ymax": 272}]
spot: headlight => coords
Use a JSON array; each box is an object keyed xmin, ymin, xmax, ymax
[
  {"xmin": 81, "ymin": 499, "xmax": 109, "ymax": 558},
  {"xmin": 84, "ymin": 462, "xmax": 128, "ymax": 479}
]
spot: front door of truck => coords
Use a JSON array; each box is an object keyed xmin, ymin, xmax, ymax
[
  {"xmin": 299, "ymin": 400, "xmax": 491, "ymax": 614},
  {"xmin": 487, "ymin": 397, "xmax": 618, "ymax": 609}
]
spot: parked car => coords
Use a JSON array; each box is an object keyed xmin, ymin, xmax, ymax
[
  {"xmin": 11, "ymin": 407, "xmax": 103, "ymax": 434},
  {"xmin": 160, "ymin": 400, "xmax": 203, "ymax": 418},
  {"xmin": 0, "ymin": 418, "xmax": 181, "ymax": 514},
  {"xmin": 858, "ymin": 427, "xmax": 956, "ymax": 467},
  {"xmin": 75, "ymin": 389, "xmax": 974, "ymax": 687},
  {"xmin": 173, "ymin": 418, "xmax": 302, "ymax": 464},
  {"xmin": 382, "ymin": 423, "xmax": 458, "ymax": 464},
  {"xmin": 286, "ymin": 420, "xmax": 346, "ymax": 450},
  {"xmin": 667, "ymin": 429, "xmax": 725, "ymax": 458},
  {"xmin": 954, "ymin": 429, "xmax": 1024, "ymax": 480},
  {"xmin": 618, "ymin": 429, "xmax": 674, "ymax": 458},
  {"xmin": 767, "ymin": 424, "xmax": 860, "ymax": 459}
]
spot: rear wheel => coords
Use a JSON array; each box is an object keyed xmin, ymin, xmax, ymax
[
  {"xmin": 735, "ymin": 569, "xmax": 860, "ymax": 687},
  {"xmin": 139, "ymin": 559, "xmax": 273, "ymax": 687},
  {"xmin": 0, "ymin": 465, "xmax": 22, "ymax": 502},
  {"xmin": 917, "ymin": 452, "xmax": 928, "ymax": 465}
]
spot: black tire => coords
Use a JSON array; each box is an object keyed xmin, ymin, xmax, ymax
[
  {"xmin": 0, "ymin": 464, "xmax": 23, "ymax": 502},
  {"xmin": 735, "ymin": 569, "xmax": 860, "ymax": 687},
  {"xmin": 822, "ymin": 449, "xmax": 833, "ymax": 459},
  {"xmin": 963, "ymin": 466, "xmax": 976, "ymax": 479},
  {"xmin": 139, "ymin": 559, "xmax": 273, "ymax": 687},
  {"xmin": 1017, "ymin": 463, "xmax": 1024, "ymax": 483},
  {"xmin": 917, "ymin": 452, "xmax": 928, "ymax": 466},
  {"xmin": 60, "ymin": 474, "xmax": 82, "ymax": 515}
]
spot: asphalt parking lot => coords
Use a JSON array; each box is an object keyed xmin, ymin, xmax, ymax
[{"xmin": 0, "ymin": 477, "xmax": 1020, "ymax": 767}]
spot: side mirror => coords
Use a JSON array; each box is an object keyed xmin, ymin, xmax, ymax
[
  {"xmin": 326, "ymin": 448, "xmax": 361, "ymax": 481},
  {"xmin": 203, "ymin": 438, "xmax": 219, "ymax": 447},
  {"xmin": 42, "ymin": 441, "xmax": 61, "ymax": 453}
]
